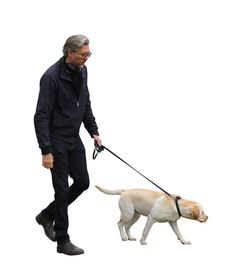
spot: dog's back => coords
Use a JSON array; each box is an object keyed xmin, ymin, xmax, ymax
[{"xmin": 96, "ymin": 186, "xmax": 165, "ymax": 216}]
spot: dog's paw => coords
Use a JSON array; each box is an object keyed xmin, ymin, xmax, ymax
[
  {"xmin": 128, "ymin": 237, "xmax": 137, "ymax": 241},
  {"xmin": 121, "ymin": 235, "xmax": 128, "ymax": 241},
  {"xmin": 140, "ymin": 239, "xmax": 147, "ymax": 245},
  {"xmin": 181, "ymin": 240, "xmax": 191, "ymax": 245}
]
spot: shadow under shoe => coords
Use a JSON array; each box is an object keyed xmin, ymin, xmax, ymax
[
  {"xmin": 57, "ymin": 242, "xmax": 84, "ymax": 255},
  {"xmin": 36, "ymin": 213, "xmax": 56, "ymax": 242}
]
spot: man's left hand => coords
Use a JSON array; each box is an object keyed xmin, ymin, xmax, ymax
[{"xmin": 93, "ymin": 135, "xmax": 102, "ymax": 147}]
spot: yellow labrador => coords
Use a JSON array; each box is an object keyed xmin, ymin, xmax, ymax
[{"xmin": 95, "ymin": 186, "xmax": 208, "ymax": 245}]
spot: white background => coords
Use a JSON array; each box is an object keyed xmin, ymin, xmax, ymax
[{"xmin": 0, "ymin": 0, "xmax": 234, "ymax": 276}]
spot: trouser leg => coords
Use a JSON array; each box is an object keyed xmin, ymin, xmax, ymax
[
  {"xmin": 40, "ymin": 138, "xmax": 89, "ymax": 244},
  {"xmin": 68, "ymin": 137, "xmax": 89, "ymax": 203},
  {"xmin": 40, "ymin": 139, "xmax": 70, "ymax": 244},
  {"xmin": 51, "ymin": 147, "xmax": 70, "ymax": 244}
]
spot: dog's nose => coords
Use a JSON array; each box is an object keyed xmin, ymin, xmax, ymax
[{"xmin": 199, "ymin": 215, "xmax": 208, "ymax": 223}]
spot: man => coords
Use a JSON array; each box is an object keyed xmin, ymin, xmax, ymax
[{"xmin": 34, "ymin": 34, "xmax": 101, "ymax": 255}]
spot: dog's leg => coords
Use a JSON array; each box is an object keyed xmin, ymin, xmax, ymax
[
  {"xmin": 118, "ymin": 218, "xmax": 128, "ymax": 241},
  {"xmin": 124, "ymin": 212, "xmax": 140, "ymax": 241},
  {"xmin": 140, "ymin": 216, "xmax": 155, "ymax": 245},
  {"xmin": 118, "ymin": 197, "xmax": 135, "ymax": 241},
  {"xmin": 169, "ymin": 221, "xmax": 191, "ymax": 245}
]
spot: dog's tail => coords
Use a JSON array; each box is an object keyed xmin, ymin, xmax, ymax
[{"xmin": 95, "ymin": 186, "xmax": 125, "ymax": 195}]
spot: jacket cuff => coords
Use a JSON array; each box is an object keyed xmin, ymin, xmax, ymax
[
  {"xmin": 41, "ymin": 146, "xmax": 52, "ymax": 155},
  {"xmin": 91, "ymin": 131, "xmax": 99, "ymax": 138}
]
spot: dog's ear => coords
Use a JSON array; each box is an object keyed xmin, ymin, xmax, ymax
[{"xmin": 191, "ymin": 205, "xmax": 200, "ymax": 219}]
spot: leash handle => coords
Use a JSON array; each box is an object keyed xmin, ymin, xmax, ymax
[{"xmin": 93, "ymin": 144, "xmax": 104, "ymax": 159}]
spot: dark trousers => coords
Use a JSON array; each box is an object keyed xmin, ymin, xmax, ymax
[{"xmin": 41, "ymin": 137, "xmax": 89, "ymax": 245}]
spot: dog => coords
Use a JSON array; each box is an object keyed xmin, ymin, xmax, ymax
[{"xmin": 95, "ymin": 186, "xmax": 208, "ymax": 245}]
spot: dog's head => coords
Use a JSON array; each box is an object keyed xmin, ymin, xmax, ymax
[
  {"xmin": 191, "ymin": 203, "xmax": 208, "ymax": 222},
  {"xmin": 180, "ymin": 199, "xmax": 208, "ymax": 222}
]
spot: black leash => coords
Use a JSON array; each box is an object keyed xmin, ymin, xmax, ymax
[{"xmin": 93, "ymin": 145, "xmax": 182, "ymax": 217}]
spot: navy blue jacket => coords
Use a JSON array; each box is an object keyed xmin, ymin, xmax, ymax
[{"xmin": 34, "ymin": 57, "xmax": 99, "ymax": 155}]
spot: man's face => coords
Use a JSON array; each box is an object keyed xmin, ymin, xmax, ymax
[{"xmin": 67, "ymin": 44, "xmax": 92, "ymax": 67}]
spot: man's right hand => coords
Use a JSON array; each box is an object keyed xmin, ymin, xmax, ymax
[{"xmin": 42, "ymin": 153, "xmax": 54, "ymax": 169}]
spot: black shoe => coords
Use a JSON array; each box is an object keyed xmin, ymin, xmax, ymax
[
  {"xmin": 57, "ymin": 242, "xmax": 84, "ymax": 255},
  {"xmin": 36, "ymin": 213, "xmax": 56, "ymax": 242}
]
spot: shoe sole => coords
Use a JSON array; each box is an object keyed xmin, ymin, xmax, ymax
[{"xmin": 57, "ymin": 249, "xmax": 84, "ymax": 255}]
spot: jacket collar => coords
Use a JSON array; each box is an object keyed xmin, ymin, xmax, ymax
[
  {"xmin": 59, "ymin": 57, "xmax": 73, "ymax": 82},
  {"xmin": 59, "ymin": 57, "xmax": 85, "ymax": 81}
]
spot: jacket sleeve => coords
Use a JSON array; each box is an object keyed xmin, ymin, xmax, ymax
[
  {"xmin": 34, "ymin": 74, "xmax": 56, "ymax": 154},
  {"xmin": 82, "ymin": 67, "xmax": 99, "ymax": 137},
  {"xmin": 83, "ymin": 92, "xmax": 99, "ymax": 137}
]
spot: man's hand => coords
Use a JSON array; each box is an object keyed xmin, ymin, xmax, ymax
[
  {"xmin": 93, "ymin": 135, "xmax": 102, "ymax": 147},
  {"xmin": 42, "ymin": 153, "xmax": 54, "ymax": 169}
]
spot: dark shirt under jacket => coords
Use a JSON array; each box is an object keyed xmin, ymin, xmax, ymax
[{"xmin": 34, "ymin": 57, "xmax": 99, "ymax": 155}]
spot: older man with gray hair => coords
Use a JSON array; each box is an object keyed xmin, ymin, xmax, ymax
[{"xmin": 34, "ymin": 34, "xmax": 102, "ymax": 255}]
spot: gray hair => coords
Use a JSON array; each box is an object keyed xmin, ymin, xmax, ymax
[{"xmin": 62, "ymin": 34, "xmax": 89, "ymax": 56}]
